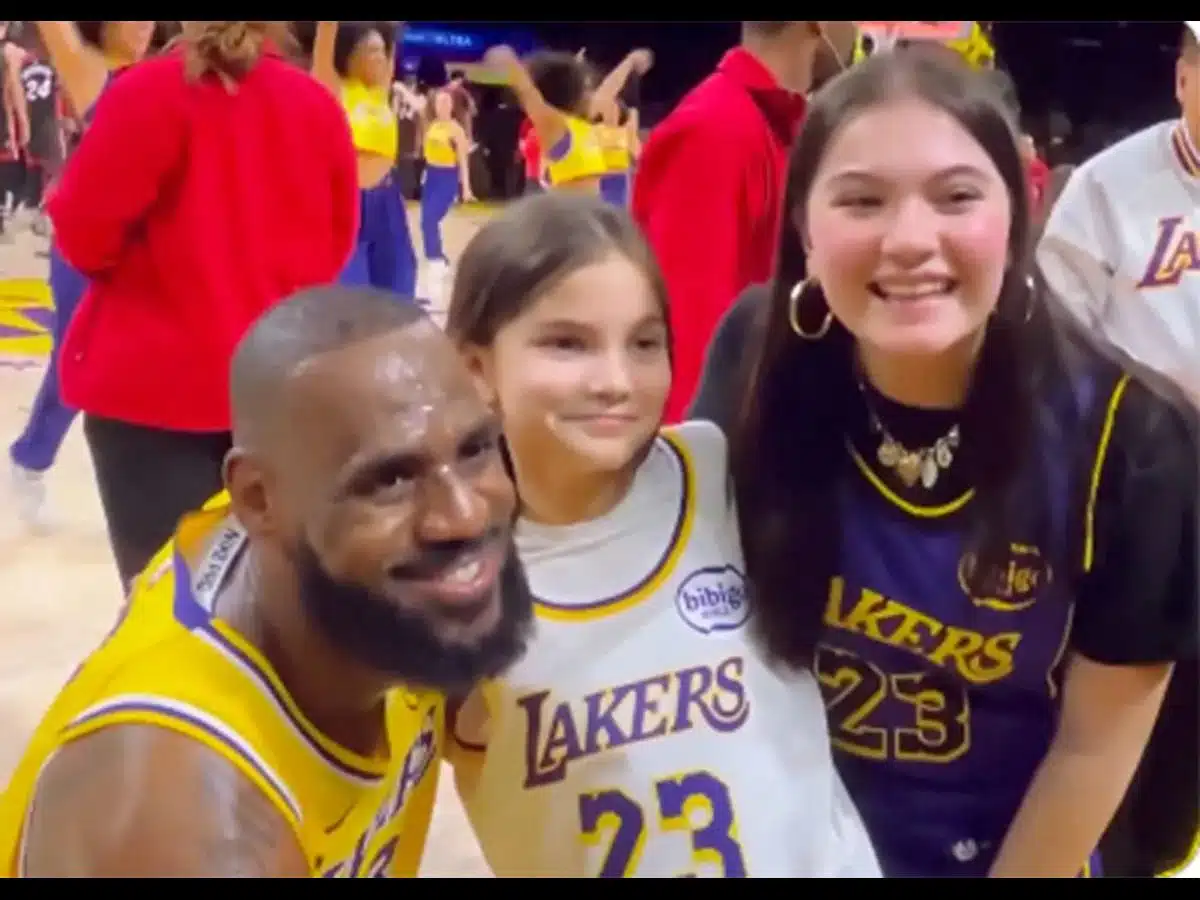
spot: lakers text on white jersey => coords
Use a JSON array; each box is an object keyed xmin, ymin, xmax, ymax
[{"xmin": 448, "ymin": 421, "xmax": 880, "ymax": 877}]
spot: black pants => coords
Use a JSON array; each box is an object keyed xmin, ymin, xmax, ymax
[
  {"xmin": 84, "ymin": 414, "xmax": 231, "ymax": 591},
  {"xmin": 0, "ymin": 159, "xmax": 23, "ymax": 227},
  {"xmin": 18, "ymin": 159, "xmax": 46, "ymax": 209}
]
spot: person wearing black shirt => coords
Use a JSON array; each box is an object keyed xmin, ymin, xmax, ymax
[{"xmin": 688, "ymin": 49, "xmax": 1199, "ymax": 878}]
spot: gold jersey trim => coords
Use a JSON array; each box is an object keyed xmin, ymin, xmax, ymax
[{"xmin": 532, "ymin": 431, "xmax": 696, "ymax": 623}]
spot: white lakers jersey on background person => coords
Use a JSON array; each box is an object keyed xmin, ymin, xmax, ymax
[
  {"xmin": 1039, "ymin": 120, "xmax": 1200, "ymax": 399},
  {"xmin": 448, "ymin": 422, "xmax": 880, "ymax": 878}
]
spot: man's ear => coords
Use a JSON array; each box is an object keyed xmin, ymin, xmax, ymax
[{"xmin": 224, "ymin": 447, "xmax": 277, "ymax": 539}]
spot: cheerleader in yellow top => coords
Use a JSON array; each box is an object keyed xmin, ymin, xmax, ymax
[
  {"xmin": 312, "ymin": 21, "xmax": 417, "ymax": 298},
  {"xmin": 420, "ymin": 88, "xmax": 473, "ymax": 302},
  {"xmin": 595, "ymin": 97, "xmax": 640, "ymax": 207},
  {"xmin": 484, "ymin": 44, "xmax": 652, "ymax": 195}
]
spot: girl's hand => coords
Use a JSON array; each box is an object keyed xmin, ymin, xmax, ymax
[
  {"xmin": 629, "ymin": 48, "xmax": 654, "ymax": 74},
  {"xmin": 483, "ymin": 45, "xmax": 519, "ymax": 70}
]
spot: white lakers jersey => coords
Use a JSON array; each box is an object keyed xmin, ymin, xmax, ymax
[
  {"xmin": 449, "ymin": 422, "xmax": 880, "ymax": 877},
  {"xmin": 1038, "ymin": 120, "xmax": 1200, "ymax": 398}
]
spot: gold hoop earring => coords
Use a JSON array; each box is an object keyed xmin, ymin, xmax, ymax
[{"xmin": 788, "ymin": 278, "xmax": 833, "ymax": 340}]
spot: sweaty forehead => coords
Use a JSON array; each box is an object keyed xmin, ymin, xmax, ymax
[{"xmin": 281, "ymin": 325, "xmax": 485, "ymax": 467}]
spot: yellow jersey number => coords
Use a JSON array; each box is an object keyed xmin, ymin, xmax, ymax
[
  {"xmin": 578, "ymin": 771, "xmax": 747, "ymax": 877},
  {"xmin": 816, "ymin": 645, "xmax": 970, "ymax": 763}
]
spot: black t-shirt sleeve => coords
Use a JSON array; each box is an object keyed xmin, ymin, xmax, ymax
[
  {"xmin": 686, "ymin": 283, "xmax": 770, "ymax": 433},
  {"xmin": 1072, "ymin": 377, "xmax": 1200, "ymax": 665}
]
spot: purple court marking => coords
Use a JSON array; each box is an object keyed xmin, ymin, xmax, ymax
[
  {"xmin": 0, "ymin": 323, "xmax": 31, "ymax": 340},
  {"xmin": 0, "ymin": 300, "xmax": 52, "ymax": 369},
  {"xmin": 21, "ymin": 306, "xmax": 52, "ymax": 330},
  {"xmin": 0, "ymin": 304, "xmax": 52, "ymax": 340}
]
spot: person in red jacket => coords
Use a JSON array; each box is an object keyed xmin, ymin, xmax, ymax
[
  {"xmin": 47, "ymin": 20, "xmax": 360, "ymax": 590},
  {"xmin": 518, "ymin": 116, "xmax": 543, "ymax": 194},
  {"xmin": 632, "ymin": 21, "xmax": 857, "ymax": 424},
  {"xmin": 1020, "ymin": 133, "xmax": 1050, "ymax": 221}
]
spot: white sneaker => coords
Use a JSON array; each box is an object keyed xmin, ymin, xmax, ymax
[
  {"xmin": 426, "ymin": 259, "xmax": 450, "ymax": 307},
  {"xmin": 10, "ymin": 461, "xmax": 51, "ymax": 532}
]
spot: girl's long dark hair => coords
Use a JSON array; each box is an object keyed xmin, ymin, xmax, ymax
[{"xmin": 730, "ymin": 49, "xmax": 1085, "ymax": 670}]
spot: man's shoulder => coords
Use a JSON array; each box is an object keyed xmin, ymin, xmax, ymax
[
  {"xmin": 23, "ymin": 723, "xmax": 306, "ymax": 877},
  {"xmin": 102, "ymin": 53, "xmax": 187, "ymax": 101},
  {"xmin": 247, "ymin": 63, "xmax": 349, "ymax": 143},
  {"xmin": 649, "ymin": 73, "xmax": 760, "ymax": 146},
  {"xmin": 256, "ymin": 57, "xmax": 336, "ymax": 105},
  {"xmin": 1078, "ymin": 121, "xmax": 1173, "ymax": 184},
  {"xmin": 724, "ymin": 282, "xmax": 771, "ymax": 333},
  {"xmin": 699, "ymin": 282, "xmax": 770, "ymax": 357},
  {"xmin": 684, "ymin": 283, "xmax": 773, "ymax": 428}
]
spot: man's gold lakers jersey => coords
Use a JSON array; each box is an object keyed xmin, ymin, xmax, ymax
[{"xmin": 0, "ymin": 498, "xmax": 444, "ymax": 878}]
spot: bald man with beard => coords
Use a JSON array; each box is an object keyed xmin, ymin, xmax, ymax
[{"xmin": 0, "ymin": 286, "xmax": 534, "ymax": 877}]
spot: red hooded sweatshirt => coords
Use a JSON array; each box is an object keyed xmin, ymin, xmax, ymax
[
  {"xmin": 633, "ymin": 49, "xmax": 806, "ymax": 423},
  {"xmin": 48, "ymin": 48, "xmax": 359, "ymax": 432}
]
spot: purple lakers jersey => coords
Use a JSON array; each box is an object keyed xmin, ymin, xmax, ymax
[{"xmin": 820, "ymin": 375, "xmax": 1108, "ymax": 877}]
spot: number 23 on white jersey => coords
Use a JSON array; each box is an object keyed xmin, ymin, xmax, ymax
[{"xmin": 580, "ymin": 770, "xmax": 746, "ymax": 877}]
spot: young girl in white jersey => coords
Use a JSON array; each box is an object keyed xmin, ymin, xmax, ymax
[{"xmin": 442, "ymin": 192, "xmax": 879, "ymax": 878}]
